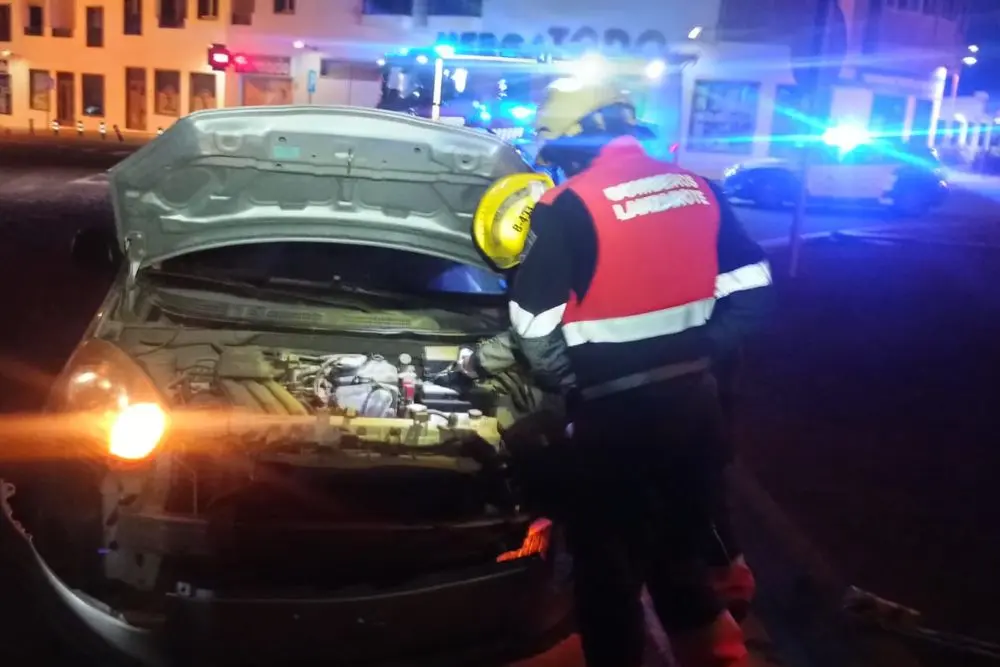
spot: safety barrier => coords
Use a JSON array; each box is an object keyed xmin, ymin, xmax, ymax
[{"xmin": 0, "ymin": 118, "xmax": 167, "ymax": 144}]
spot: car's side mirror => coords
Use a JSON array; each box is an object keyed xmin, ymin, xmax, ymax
[{"xmin": 71, "ymin": 227, "xmax": 122, "ymax": 272}]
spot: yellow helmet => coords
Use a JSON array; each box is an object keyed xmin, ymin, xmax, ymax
[
  {"xmin": 472, "ymin": 172, "xmax": 555, "ymax": 270},
  {"xmin": 535, "ymin": 78, "xmax": 636, "ymax": 145}
]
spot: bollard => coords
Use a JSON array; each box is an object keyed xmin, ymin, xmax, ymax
[
  {"xmin": 28, "ymin": 119, "xmax": 35, "ymax": 134},
  {"xmin": 113, "ymin": 124, "xmax": 124, "ymax": 142},
  {"xmin": 99, "ymin": 121, "xmax": 107, "ymax": 139},
  {"xmin": 76, "ymin": 120, "xmax": 84, "ymax": 137},
  {"xmin": 52, "ymin": 120, "xmax": 60, "ymax": 136}
]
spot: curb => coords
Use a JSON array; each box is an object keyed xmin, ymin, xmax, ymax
[
  {"xmin": 729, "ymin": 459, "xmax": 928, "ymax": 667},
  {"xmin": 831, "ymin": 229, "xmax": 1000, "ymax": 250}
]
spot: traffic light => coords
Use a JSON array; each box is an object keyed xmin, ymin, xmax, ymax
[{"xmin": 207, "ymin": 44, "xmax": 231, "ymax": 71}]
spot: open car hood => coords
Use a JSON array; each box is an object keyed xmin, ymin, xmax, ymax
[{"xmin": 108, "ymin": 106, "xmax": 535, "ymax": 269}]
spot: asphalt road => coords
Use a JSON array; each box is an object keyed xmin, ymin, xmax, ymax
[{"xmin": 4, "ymin": 142, "xmax": 1000, "ymax": 667}]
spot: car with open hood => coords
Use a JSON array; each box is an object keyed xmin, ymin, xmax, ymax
[{"xmin": 0, "ymin": 106, "xmax": 573, "ymax": 667}]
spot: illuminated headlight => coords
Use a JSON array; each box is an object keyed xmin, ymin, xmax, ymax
[{"xmin": 51, "ymin": 340, "xmax": 170, "ymax": 463}]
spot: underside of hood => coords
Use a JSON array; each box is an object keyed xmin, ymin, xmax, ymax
[{"xmin": 108, "ymin": 106, "xmax": 535, "ymax": 269}]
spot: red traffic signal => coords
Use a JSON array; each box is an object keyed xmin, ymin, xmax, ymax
[{"xmin": 208, "ymin": 44, "xmax": 231, "ymax": 70}]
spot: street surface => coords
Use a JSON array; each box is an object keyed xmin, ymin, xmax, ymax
[{"xmin": 3, "ymin": 140, "xmax": 1000, "ymax": 666}]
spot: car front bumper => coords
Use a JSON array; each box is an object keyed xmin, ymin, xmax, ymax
[{"xmin": 1, "ymin": 480, "xmax": 573, "ymax": 667}]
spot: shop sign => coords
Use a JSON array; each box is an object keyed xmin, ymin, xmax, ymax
[
  {"xmin": 245, "ymin": 55, "xmax": 292, "ymax": 77},
  {"xmin": 435, "ymin": 25, "xmax": 671, "ymax": 58}
]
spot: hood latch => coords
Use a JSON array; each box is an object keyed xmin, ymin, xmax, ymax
[{"xmin": 123, "ymin": 231, "xmax": 146, "ymax": 309}]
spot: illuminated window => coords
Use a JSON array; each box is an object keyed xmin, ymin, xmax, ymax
[
  {"xmin": 688, "ymin": 80, "xmax": 761, "ymax": 155},
  {"xmin": 0, "ymin": 72, "xmax": 11, "ymax": 115},
  {"xmin": 189, "ymin": 72, "xmax": 218, "ymax": 113},
  {"xmin": 81, "ymin": 74, "xmax": 105, "ymax": 116},
  {"xmin": 28, "ymin": 69, "xmax": 50, "ymax": 111},
  {"xmin": 154, "ymin": 70, "xmax": 181, "ymax": 116}
]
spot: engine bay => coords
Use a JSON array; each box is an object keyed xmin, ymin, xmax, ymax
[{"xmin": 124, "ymin": 328, "xmax": 539, "ymax": 456}]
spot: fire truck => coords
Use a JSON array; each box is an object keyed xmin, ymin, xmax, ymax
[{"xmin": 375, "ymin": 45, "xmax": 680, "ymax": 160}]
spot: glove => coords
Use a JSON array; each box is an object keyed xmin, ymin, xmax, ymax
[
  {"xmin": 456, "ymin": 347, "xmax": 479, "ymax": 378},
  {"xmin": 490, "ymin": 370, "xmax": 537, "ymax": 414}
]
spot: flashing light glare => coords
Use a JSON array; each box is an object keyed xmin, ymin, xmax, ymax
[
  {"xmin": 549, "ymin": 77, "xmax": 584, "ymax": 93},
  {"xmin": 963, "ymin": 56, "xmax": 977, "ymax": 66},
  {"xmin": 434, "ymin": 44, "xmax": 455, "ymax": 58},
  {"xmin": 399, "ymin": 47, "xmax": 410, "ymax": 55},
  {"xmin": 233, "ymin": 54, "xmax": 249, "ymax": 67},
  {"xmin": 210, "ymin": 52, "xmax": 230, "ymax": 65},
  {"xmin": 376, "ymin": 58, "xmax": 386, "ymax": 66},
  {"xmin": 453, "ymin": 67, "xmax": 468, "ymax": 93},
  {"xmin": 292, "ymin": 40, "xmax": 305, "ymax": 49},
  {"xmin": 479, "ymin": 109, "xmax": 492, "ymax": 122},
  {"xmin": 822, "ymin": 124, "xmax": 870, "ymax": 151},
  {"xmin": 572, "ymin": 52, "xmax": 608, "ymax": 84},
  {"xmin": 969, "ymin": 44, "xmax": 979, "ymax": 53},
  {"xmin": 645, "ymin": 59, "xmax": 667, "ymax": 81},
  {"xmin": 688, "ymin": 26, "xmax": 703, "ymax": 40},
  {"xmin": 510, "ymin": 105, "xmax": 536, "ymax": 121},
  {"xmin": 416, "ymin": 54, "xmax": 429, "ymax": 65},
  {"xmin": 108, "ymin": 403, "xmax": 167, "ymax": 461}
]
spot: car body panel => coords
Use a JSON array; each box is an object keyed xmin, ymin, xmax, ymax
[
  {"xmin": 4, "ymin": 106, "xmax": 575, "ymax": 666},
  {"xmin": 2, "ymin": 479, "xmax": 572, "ymax": 667},
  {"xmin": 723, "ymin": 142, "xmax": 947, "ymax": 209},
  {"xmin": 108, "ymin": 106, "xmax": 535, "ymax": 270}
]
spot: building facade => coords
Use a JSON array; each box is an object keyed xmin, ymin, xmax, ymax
[
  {"xmin": 717, "ymin": 0, "xmax": 968, "ymax": 148},
  {"xmin": 0, "ymin": 0, "xmax": 971, "ymax": 177}
]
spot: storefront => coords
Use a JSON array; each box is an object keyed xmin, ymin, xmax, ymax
[
  {"xmin": 237, "ymin": 55, "xmax": 293, "ymax": 106},
  {"xmin": 0, "ymin": 58, "xmax": 11, "ymax": 116}
]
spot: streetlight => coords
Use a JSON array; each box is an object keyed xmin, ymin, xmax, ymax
[{"xmin": 948, "ymin": 45, "xmax": 980, "ymax": 138}]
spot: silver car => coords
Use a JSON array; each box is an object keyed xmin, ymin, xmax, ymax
[{"xmin": 0, "ymin": 107, "xmax": 571, "ymax": 667}]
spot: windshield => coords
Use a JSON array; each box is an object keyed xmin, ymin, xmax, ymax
[{"xmin": 154, "ymin": 242, "xmax": 508, "ymax": 299}]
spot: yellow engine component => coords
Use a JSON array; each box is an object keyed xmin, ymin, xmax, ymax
[{"xmin": 473, "ymin": 172, "xmax": 554, "ymax": 270}]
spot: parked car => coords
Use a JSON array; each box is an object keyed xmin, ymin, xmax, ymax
[
  {"xmin": 721, "ymin": 142, "xmax": 949, "ymax": 216},
  {"xmin": 0, "ymin": 107, "xmax": 572, "ymax": 667}
]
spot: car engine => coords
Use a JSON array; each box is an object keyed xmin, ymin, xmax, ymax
[{"xmin": 39, "ymin": 332, "xmax": 559, "ymax": 596}]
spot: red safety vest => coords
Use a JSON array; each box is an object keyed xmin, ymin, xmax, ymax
[{"xmin": 559, "ymin": 137, "xmax": 721, "ymax": 348}]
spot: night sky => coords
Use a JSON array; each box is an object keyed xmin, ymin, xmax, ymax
[{"xmin": 961, "ymin": 0, "xmax": 1000, "ymax": 95}]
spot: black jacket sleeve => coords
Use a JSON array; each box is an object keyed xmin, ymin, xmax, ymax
[
  {"xmin": 705, "ymin": 181, "xmax": 776, "ymax": 361},
  {"xmin": 505, "ymin": 191, "xmax": 591, "ymax": 395}
]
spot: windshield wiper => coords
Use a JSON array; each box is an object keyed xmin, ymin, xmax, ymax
[
  {"xmin": 268, "ymin": 277, "xmax": 502, "ymax": 310},
  {"xmin": 142, "ymin": 270, "xmax": 374, "ymax": 312}
]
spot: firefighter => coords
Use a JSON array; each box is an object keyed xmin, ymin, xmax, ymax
[{"xmin": 469, "ymin": 78, "xmax": 774, "ymax": 667}]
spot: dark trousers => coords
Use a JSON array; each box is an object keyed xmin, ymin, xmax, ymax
[
  {"xmin": 708, "ymin": 347, "xmax": 744, "ymax": 567},
  {"xmin": 564, "ymin": 374, "xmax": 730, "ymax": 667}
]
